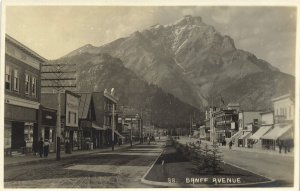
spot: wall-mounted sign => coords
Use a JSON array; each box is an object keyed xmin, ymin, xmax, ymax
[
  {"xmin": 231, "ymin": 122, "xmax": 236, "ymax": 130},
  {"xmin": 41, "ymin": 108, "xmax": 56, "ymax": 127}
]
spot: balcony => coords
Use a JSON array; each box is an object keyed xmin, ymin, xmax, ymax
[{"xmin": 274, "ymin": 115, "xmax": 287, "ymax": 124}]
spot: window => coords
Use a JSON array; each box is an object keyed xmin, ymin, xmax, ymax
[
  {"xmin": 74, "ymin": 113, "xmax": 77, "ymax": 124},
  {"xmin": 68, "ymin": 111, "xmax": 71, "ymax": 124},
  {"xmin": 5, "ymin": 66, "xmax": 11, "ymax": 90},
  {"xmin": 31, "ymin": 77, "xmax": 36, "ymax": 97},
  {"xmin": 25, "ymin": 74, "xmax": 30, "ymax": 94},
  {"xmin": 13, "ymin": 69, "xmax": 19, "ymax": 92},
  {"xmin": 289, "ymin": 106, "xmax": 292, "ymax": 117}
]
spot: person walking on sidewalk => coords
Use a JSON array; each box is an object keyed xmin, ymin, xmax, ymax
[
  {"xmin": 32, "ymin": 139, "xmax": 38, "ymax": 156},
  {"xmin": 43, "ymin": 139, "xmax": 50, "ymax": 158},
  {"xmin": 38, "ymin": 138, "xmax": 44, "ymax": 158},
  {"xmin": 229, "ymin": 141, "xmax": 233, "ymax": 150}
]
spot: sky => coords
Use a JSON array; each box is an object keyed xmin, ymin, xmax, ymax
[{"xmin": 5, "ymin": 6, "xmax": 297, "ymax": 75}]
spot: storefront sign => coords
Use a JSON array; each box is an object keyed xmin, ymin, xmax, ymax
[
  {"xmin": 231, "ymin": 122, "xmax": 235, "ymax": 130},
  {"xmin": 65, "ymin": 91, "xmax": 79, "ymax": 127},
  {"xmin": 41, "ymin": 109, "xmax": 57, "ymax": 127}
]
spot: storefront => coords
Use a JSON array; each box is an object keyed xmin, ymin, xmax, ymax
[
  {"xmin": 65, "ymin": 91, "xmax": 80, "ymax": 152},
  {"xmin": 5, "ymin": 100, "xmax": 39, "ymax": 155},
  {"xmin": 238, "ymin": 131, "xmax": 252, "ymax": 147},
  {"xmin": 249, "ymin": 125, "xmax": 273, "ymax": 149},
  {"xmin": 261, "ymin": 124, "xmax": 293, "ymax": 150},
  {"xmin": 39, "ymin": 106, "xmax": 57, "ymax": 152}
]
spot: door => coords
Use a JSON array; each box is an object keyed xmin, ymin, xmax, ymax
[{"xmin": 11, "ymin": 121, "xmax": 25, "ymax": 149}]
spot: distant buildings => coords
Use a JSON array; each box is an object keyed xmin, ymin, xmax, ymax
[{"xmin": 204, "ymin": 93, "xmax": 295, "ymax": 153}]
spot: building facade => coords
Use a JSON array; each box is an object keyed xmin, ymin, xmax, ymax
[
  {"xmin": 41, "ymin": 91, "xmax": 80, "ymax": 151},
  {"xmin": 261, "ymin": 94, "xmax": 294, "ymax": 151},
  {"xmin": 4, "ymin": 35, "xmax": 46, "ymax": 154}
]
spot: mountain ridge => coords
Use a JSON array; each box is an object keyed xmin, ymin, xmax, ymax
[{"xmin": 63, "ymin": 15, "xmax": 293, "ymax": 110}]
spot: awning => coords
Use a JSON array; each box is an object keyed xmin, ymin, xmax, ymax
[
  {"xmin": 114, "ymin": 130, "xmax": 125, "ymax": 139},
  {"xmin": 239, "ymin": 132, "xmax": 252, "ymax": 139},
  {"xmin": 231, "ymin": 130, "xmax": 243, "ymax": 140},
  {"xmin": 92, "ymin": 122, "xmax": 107, "ymax": 130},
  {"xmin": 249, "ymin": 125, "xmax": 272, "ymax": 140},
  {"xmin": 261, "ymin": 124, "xmax": 292, "ymax": 140}
]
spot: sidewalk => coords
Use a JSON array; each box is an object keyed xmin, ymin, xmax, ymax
[
  {"xmin": 177, "ymin": 137, "xmax": 294, "ymax": 157},
  {"xmin": 4, "ymin": 142, "xmax": 140, "ymax": 166}
]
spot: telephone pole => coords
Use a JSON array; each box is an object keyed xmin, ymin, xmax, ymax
[{"xmin": 41, "ymin": 63, "xmax": 76, "ymax": 160}]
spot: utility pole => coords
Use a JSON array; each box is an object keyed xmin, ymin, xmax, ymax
[
  {"xmin": 112, "ymin": 103, "xmax": 115, "ymax": 151},
  {"xmin": 41, "ymin": 63, "xmax": 76, "ymax": 160}
]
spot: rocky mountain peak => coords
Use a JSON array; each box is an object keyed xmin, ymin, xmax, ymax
[{"xmin": 173, "ymin": 15, "xmax": 203, "ymax": 27}]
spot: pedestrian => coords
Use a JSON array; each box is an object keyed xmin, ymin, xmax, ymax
[
  {"xmin": 118, "ymin": 138, "xmax": 121, "ymax": 146},
  {"xmin": 43, "ymin": 139, "xmax": 50, "ymax": 157},
  {"xmin": 287, "ymin": 140, "xmax": 291, "ymax": 152},
  {"xmin": 278, "ymin": 140, "xmax": 283, "ymax": 153},
  {"xmin": 38, "ymin": 138, "xmax": 44, "ymax": 158},
  {"xmin": 229, "ymin": 141, "xmax": 233, "ymax": 150},
  {"xmin": 32, "ymin": 139, "xmax": 38, "ymax": 156},
  {"xmin": 283, "ymin": 140, "xmax": 288, "ymax": 154}
]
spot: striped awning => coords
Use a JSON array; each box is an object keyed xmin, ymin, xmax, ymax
[
  {"xmin": 249, "ymin": 125, "xmax": 272, "ymax": 140},
  {"xmin": 261, "ymin": 124, "xmax": 292, "ymax": 140}
]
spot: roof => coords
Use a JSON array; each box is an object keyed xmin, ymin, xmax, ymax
[
  {"xmin": 250, "ymin": 125, "xmax": 273, "ymax": 140},
  {"xmin": 78, "ymin": 93, "xmax": 92, "ymax": 119},
  {"xmin": 261, "ymin": 124, "xmax": 292, "ymax": 140},
  {"xmin": 272, "ymin": 93, "xmax": 294, "ymax": 103},
  {"xmin": 6, "ymin": 34, "xmax": 47, "ymax": 62}
]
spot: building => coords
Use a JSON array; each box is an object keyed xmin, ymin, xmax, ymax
[
  {"xmin": 4, "ymin": 34, "xmax": 47, "ymax": 155},
  {"xmin": 261, "ymin": 94, "xmax": 294, "ymax": 151},
  {"xmin": 41, "ymin": 90, "xmax": 80, "ymax": 151},
  {"xmin": 77, "ymin": 93, "xmax": 106, "ymax": 150},
  {"xmin": 38, "ymin": 106, "xmax": 57, "ymax": 152},
  {"xmin": 249, "ymin": 111, "xmax": 274, "ymax": 149},
  {"xmin": 103, "ymin": 88, "xmax": 124, "ymax": 146},
  {"xmin": 236, "ymin": 111, "xmax": 261, "ymax": 147},
  {"xmin": 213, "ymin": 107, "xmax": 239, "ymax": 143}
]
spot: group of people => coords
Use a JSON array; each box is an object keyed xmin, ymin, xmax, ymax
[
  {"xmin": 32, "ymin": 138, "xmax": 50, "ymax": 158},
  {"xmin": 277, "ymin": 139, "xmax": 292, "ymax": 154}
]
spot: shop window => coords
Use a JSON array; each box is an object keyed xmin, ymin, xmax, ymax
[
  {"xmin": 13, "ymin": 69, "xmax": 19, "ymax": 92},
  {"xmin": 31, "ymin": 76, "xmax": 36, "ymax": 97},
  {"xmin": 25, "ymin": 74, "xmax": 30, "ymax": 95},
  {"xmin": 5, "ymin": 66, "xmax": 11, "ymax": 90}
]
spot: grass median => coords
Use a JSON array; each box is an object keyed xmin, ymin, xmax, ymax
[{"xmin": 144, "ymin": 145, "xmax": 271, "ymax": 187}]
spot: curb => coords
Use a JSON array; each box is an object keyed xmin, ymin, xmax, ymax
[
  {"xmin": 4, "ymin": 143, "xmax": 140, "ymax": 167},
  {"xmin": 141, "ymin": 144, "xmax": 276, "ymax": 188}
]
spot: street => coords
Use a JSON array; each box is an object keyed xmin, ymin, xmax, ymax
[
  {"xmin": 219, "ymin": 147, "xmax": 294, "ymax": 186},
  {"xmin": 4, "ymin": 142, "xmax": 164, "ymax": 188},
  {"xmin": 178, "ymin": 137, "xmax": 294, "ymax": 186}
]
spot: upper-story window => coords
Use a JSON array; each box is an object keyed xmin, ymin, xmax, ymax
[
  {"xmin": 5, "ymin": 66, "xmax": 11, "ymax": 91},
  {"xmin": 31, "ymin": 76, "xmax": 36, "ymax": 97},
  {"xmin": 25, "ymin": 74, "xmax": 30, "ymax": 95},
  {"xmin": 13, "ymin": 69, "xmax": 19, "ymax": 92}
]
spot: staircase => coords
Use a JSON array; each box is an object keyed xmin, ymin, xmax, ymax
[{"xmin": 229, "ymin": 130, "xmax": 243, "ymax": 146}]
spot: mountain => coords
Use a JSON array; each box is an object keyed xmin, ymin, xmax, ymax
[
  {"xmin": 65, "ymin": 15, "xmax": 294, "ymax": 110},
  {"xmin": 42, "ymin": 53, "xmax": 202, "ymax": 128}
]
